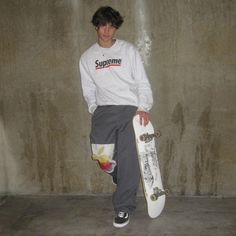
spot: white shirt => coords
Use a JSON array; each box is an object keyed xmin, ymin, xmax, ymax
[{"xmin": 79, "ymin": 39, "xmax": 153, "ymax": 113}]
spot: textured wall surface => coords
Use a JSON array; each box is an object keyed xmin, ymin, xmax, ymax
[{"xmin": 0, "ymin": 0, "xmax": 235, "ymax": 196}]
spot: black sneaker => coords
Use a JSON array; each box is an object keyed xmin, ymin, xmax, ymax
[{"xmin": 113, "ymin": 212, "xmax": 129, "ymax": 228}]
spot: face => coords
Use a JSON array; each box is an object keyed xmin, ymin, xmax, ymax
[{"xmin": 96, "ymin": 23, "xmax": 117, "ymax": 47}]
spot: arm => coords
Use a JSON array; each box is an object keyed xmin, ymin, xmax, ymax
[
  {"xmin": 131, "ymin": 47, "xmax": 153, "ymax": 126},
  {"xmin": 79, "ymin": 57, "xmax": 97, "ymax": 114}
]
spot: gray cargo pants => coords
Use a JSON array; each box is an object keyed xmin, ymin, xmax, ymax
[{"xmin": 90, "ymin": 105, "xmax": 140, "ymax": 213}]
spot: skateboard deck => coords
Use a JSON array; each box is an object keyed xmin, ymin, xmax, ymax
[{"xmin": 133, "ymin": 115, "xmax": 166, "ymax": 218}]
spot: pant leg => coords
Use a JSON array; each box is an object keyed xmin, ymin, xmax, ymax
[
  {"xmin": 90, "ymin": 105, "xmax": 140, "ymax": 213},
  {"xmin": 112, "ymin": 106, "xmax": 140, "ymax": 214}
]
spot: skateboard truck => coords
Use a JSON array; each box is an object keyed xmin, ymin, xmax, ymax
[
  {"xmin": 150, "ymin": 187, "xmax": 169, "ymax": 201},
  {"xmin": 140, "ymin": 131, "xmax": 161, "ymax": 143}
]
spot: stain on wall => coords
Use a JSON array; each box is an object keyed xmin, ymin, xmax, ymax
[
  {"xmin": 0, "ymin": 101, "xmax": 7, "ymax": 194},
  {"xmin": 162, "ymin": 139, "xmax": 175, "ymax": 192},
  {"xmin": 194, "ymin": 106, "xmax": 221, "ymax": 195},
  {"xmin": 21, "ymin": 92, "xmax": 70, "ymax": 192},
  {"xmin": 171, "ymin": 103, "xmax": 185, "ymax": 140}
]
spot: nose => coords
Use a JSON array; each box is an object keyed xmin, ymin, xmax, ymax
[
  {"xmin": 104, "ymin": 24, "xmax": 113, "ymax": 33},
  {"xmin": 104, "ymin": 25, "xmax": 109, "ymax": 33}
]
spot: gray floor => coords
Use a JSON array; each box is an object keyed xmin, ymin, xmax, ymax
[{"xmin": 0, "ymin": 195, "xmax": 235, "ymax": 236}]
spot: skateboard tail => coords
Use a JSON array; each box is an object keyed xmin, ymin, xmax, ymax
[{"xmin": 147, "ymin": 195, "xmax": 166, "ymax": 218}]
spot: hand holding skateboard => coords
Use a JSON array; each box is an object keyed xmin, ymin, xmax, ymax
[{"xmin": 136, "ymin": 111, "xmax": 149, "ymax": 126}]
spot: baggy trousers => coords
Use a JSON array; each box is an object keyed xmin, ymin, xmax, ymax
[{"xmin": 90, "ymin": 105, "xmax": 140, "ymax": 213}]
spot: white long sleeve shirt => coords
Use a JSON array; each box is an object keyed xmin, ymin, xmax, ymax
[{"xmin": 79, "ymin": 39, "xmax": 153, "ymax": 114}]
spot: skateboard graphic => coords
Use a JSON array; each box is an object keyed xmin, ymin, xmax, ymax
[{"xmin": 133, "ymin": 115, "xmax": 167, "ymax": 218}]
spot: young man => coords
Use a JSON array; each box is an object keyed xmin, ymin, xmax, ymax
[{"xmin": 79, "ymin": 6, "xmax": 153, "ymax": 228}]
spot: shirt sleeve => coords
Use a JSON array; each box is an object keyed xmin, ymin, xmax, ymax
[
  {"xmin": 79, "ymin": 57, "xmax": 97, "ymax": 114},
  {"xmin": 131, "ymin": 47, "xmax": 153, "ymax": 112}
]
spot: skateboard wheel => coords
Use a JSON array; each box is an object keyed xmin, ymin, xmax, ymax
[
  {"xmin": 165, "ymin": 189, "xmax": 169, "ymax": 196},
  {"xmin": 155, "ymin": 131, "xmax": 161, "ymax": 138},
  {"xmin": 150, "ymin": 194, "xmax": 158, "ymax": 201}
]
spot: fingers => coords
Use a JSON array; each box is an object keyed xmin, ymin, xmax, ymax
[
  {"xmin": 142, "ymin": 114, "xmax": 149, "ymax": 126},
  {"xmin": 136, "ymin": 111, "xmax": 149, "ymax": 126}
]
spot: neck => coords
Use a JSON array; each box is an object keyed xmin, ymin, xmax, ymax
[{"xmin": 98, "ymin": 39, "xmax": 116, "ymax": 48}]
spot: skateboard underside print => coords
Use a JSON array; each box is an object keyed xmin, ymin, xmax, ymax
[{"xmin": 133, "ymin": 115, "xmax": 168, "ymax": 218}]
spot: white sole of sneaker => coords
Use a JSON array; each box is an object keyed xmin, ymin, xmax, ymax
[{"xmin": 113, "ymin": 219, "xmax": 130, "ymax": 228}]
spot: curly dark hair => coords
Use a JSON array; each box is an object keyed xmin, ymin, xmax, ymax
[{"xmin": 91, "ymin": 6, "xmax": 124, "ymax": 29}]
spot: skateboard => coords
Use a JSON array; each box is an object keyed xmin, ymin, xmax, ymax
[{"xmin": 133, "ymin": 115, "xmax": 167, "ymax": 218}]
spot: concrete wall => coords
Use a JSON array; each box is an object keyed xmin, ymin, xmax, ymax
[{"xmin": 0, "ymin": 0, "xmax": 235, "ymax": 196}]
